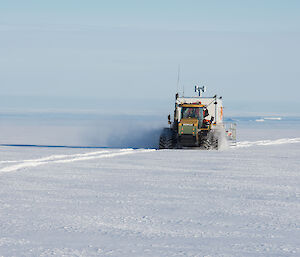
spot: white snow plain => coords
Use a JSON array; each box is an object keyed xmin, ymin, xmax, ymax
[{"xmin": 0, "ymin": 123, "xmax": 300, "ymax": 256}]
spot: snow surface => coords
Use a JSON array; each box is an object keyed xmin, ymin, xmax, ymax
[{"xmin": 0, "ymin": 124, "xmax": 300, "ymax": 256}]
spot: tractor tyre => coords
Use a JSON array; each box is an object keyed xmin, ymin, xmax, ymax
[
  {"xmin": 159, "ymin": 128, "xmax": 176, "ymax": 149},
  {"xmin": 211, "ymin": 133, "xmax": 219, "ymax": 150},
  {"xmin": 201, "ymin": 138, "xmax": 211, "ymax": 150}
]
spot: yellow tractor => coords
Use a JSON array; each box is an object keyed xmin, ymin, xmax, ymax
[{"xmin": 159, "ymin": 86, "xmax": 235, "ymax": 149}]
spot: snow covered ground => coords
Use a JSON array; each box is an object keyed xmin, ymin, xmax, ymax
[{"xmin": 0, "ymin": 120, "xmax": 300, "ymax": 256}]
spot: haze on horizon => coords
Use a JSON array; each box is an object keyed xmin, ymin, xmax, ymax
[{"xmin": 1, "ymin": 0, "xmax": 300, "ymax": 115}]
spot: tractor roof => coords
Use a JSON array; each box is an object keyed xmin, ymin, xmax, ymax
[{"xmin": 179, "ymin": 103, "xmax": 206, "ymax": 108}]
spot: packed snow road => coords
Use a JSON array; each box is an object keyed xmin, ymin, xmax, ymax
[{"xmin": 0, "ymin": 140, "xmax": 300, "ymax": 256}]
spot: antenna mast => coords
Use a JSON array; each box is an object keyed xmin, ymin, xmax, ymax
[
  {"xmin": 195, "ymin": 85, "xmax": 206, "ymax": 97},
  {"xmin": 176, "ymin": 65, "xmax": 180, "ymax": 94}
]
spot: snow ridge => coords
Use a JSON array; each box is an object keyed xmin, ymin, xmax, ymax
[{"xmin": 0, "ymin": 149, "xmax": 155, "ymax": 173}]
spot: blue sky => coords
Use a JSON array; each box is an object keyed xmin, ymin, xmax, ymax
[
  {"xmin": 1, "ymin": 0, "xmax": 300, "ymax": 115},
  {"xmin": 2, "ymin": 1, "xmax": 300, "ymax": 31}
]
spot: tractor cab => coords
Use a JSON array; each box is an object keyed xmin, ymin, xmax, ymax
[
  {"xmin": 179, "ymin": 104, "xmax": 209, "ymax": 129},
  {"xmin": 178, "ymin": 103, "xmax": 212, "ymax": 146},
  {"xmin": 181, "ymin": 106, "xmax": 202, "ymax": 119}
]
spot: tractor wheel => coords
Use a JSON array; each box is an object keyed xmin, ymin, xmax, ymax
[
  {"xmin": 211, "ymin": 134, "xmax": 219, "ymax": 150},
  {"xmin": 201, "ymin": 138, "xmax": 211, "ymax": 150},
  {"xmin": 159, "ymin": 128, "xmax": 176, "ymax": 149},
  {"xmin": 200, "ymin": 131, "xmax": 218, "ymax": 150}
]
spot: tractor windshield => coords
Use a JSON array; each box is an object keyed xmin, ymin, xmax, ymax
[{"xmin": 181, "ymin": 107, "xmax": 203, "ymax": 120}]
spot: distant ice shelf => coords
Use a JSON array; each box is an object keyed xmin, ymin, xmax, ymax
[
  {"xmin": 264, "ymin": 117, "xmax": 282, "ymax": 120},
  {"xmin": 255, "ymin": 117, "xmax": 282, "ymax": 122}
]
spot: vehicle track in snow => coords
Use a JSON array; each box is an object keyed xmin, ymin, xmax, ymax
[
  {"xmin": 0, "ymin": 149, "xmax": 155, "ymax": 173},
  {"xmin": 0, "ymin": 150, "xmax": 111, "ymax": 164},
  {"xmin": 234, "ymin": 137, "xmax": 300, "ymax": 148},
  {"xmin": 1, "ymin": 137, "xmax": 299, "ymax": 173}
]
